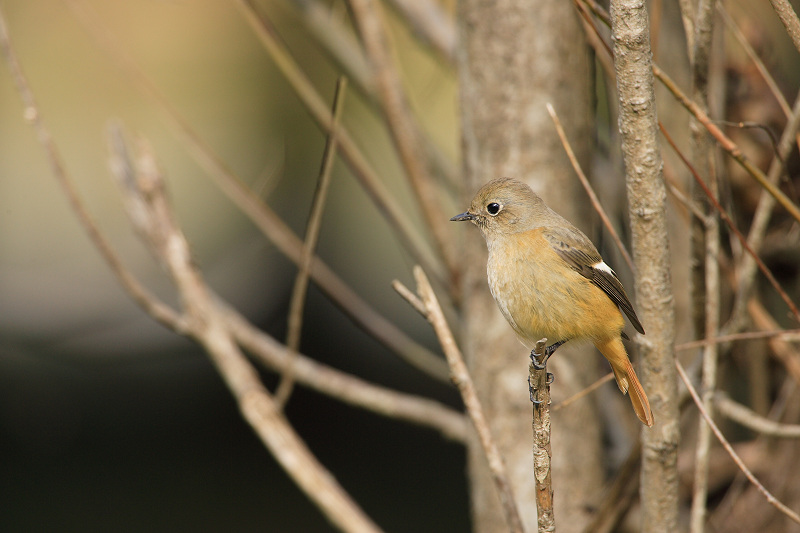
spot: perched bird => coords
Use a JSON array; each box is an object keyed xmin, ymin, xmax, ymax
[{"xmin": 451, "ymin": 177, "xmax": 654, "ymax": 427}]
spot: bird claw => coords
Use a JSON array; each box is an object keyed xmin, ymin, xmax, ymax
[{"xmin": 530, "ymin": 340, "xmax": 567, "ymax": 369}]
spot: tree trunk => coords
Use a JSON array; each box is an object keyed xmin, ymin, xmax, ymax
[{"xmin": 457, "ymin": 1, "xmax": 604, "ymax": 531}]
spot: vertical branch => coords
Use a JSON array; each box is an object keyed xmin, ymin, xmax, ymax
[
  {"xmin": 275, "ymin": 77, "xmax": 348, "ymax": 408},
  {"xmin": 609, "ymin": 1, "xmax": 679, "ymax": 532},
  {"xmin": 529, "ymin": 340, "xmax": 554, "ymax": 533},
  {"xmin": 687, "ymin": 1, "xmax": 720, "ymax": 531}
]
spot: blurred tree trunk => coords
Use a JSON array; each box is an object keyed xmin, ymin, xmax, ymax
[{"xmin": 456, "ymin": 1, "xmax": 604, "ymax": 531}]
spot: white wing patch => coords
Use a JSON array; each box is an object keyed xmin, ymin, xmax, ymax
[{"xmin": 593, "ymin": 261, "xmax": 616, "ymax": 276}]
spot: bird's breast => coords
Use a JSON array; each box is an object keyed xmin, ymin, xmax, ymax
[{"xmin": 485, "ymin": 230, "xmax": 622, "ymax": 348}]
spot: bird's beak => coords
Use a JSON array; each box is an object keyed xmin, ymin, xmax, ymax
[{"xmin": 450, "ymin": 211, "xmax": 475, "ymax": 222}]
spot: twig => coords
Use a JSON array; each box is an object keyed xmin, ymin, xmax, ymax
[
  {"xmin": 687, "ymin": 2, "xmax": 720, "ymax": 529},
  {"xmin": 63, "ymin": 0, "xmax": 452, "ymax": 363},
  {"xmin": 221, "ymin": 301, "xmax": 469, "ymax": 442},
  {"xmin": 529, "ymin": 340, "xmax": 555, "ymax": 533},
  {"xmin": 576, "ymin": 0, "xmax": 800, "ymax": 227},
  {"xmin": 714, "ymin": 393, "xmax": 800, "ymax": 438},
  {"xmin": 552, "ymin": 372, "xmax": 615, "ymax": 412},
  {"xmin": 275, "ymin": 77, "xmax": 347, "ymax": 408},
  {"xmin": 118, "ymin": 136, "xmax": 383, "ymax": 533},
  {"xmin": 277, "ymin": 0, "xmax": 374, "ymax": 95},
  {"xmin": 747, "ymin": 299, "xmax": 800, "ymax": 386},
  {"xmin": 676, "ymin": 361, "xmax": 800, "ymax": 525},
  {"xmin": 675, "ymin": 328, "xmax": 800, "ymax": 351},
  {"xmin": 275, "ymin": 0, "xmax": 460, "ymax": 190},
  {"xmin": 394, "ymin": 267, "xmax": 525, "ymax": 533},
  {"xmin": 768, "ymin": 0, "xmax": 800, "ymax": 55},
  {"xmin": 232, "ymin": 0, "xmax": 448, "ymax": 285},
  {"xmin": 347, "ymin": 0, "xmax": 458, "ymax": 280},
  {"xmin": 717, "ymin": 3, "xmax": 791, "ymax": 118},
  {"xmin": 659, "ymin": 123, "xmax": 800, "ymax": 321},
  {"xmin": 726, "ymin": 90, "xmax": 800, "ymax": 334},
  {"xmin": 653, "ymin": 63, "xmax": 800, "ymax": 226},
  {"xmin": 546, "ymin": 103, "xmax": 634, "ymax": 273}
]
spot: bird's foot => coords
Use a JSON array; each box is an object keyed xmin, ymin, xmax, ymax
[
  {"xmin": 528, "ymin": 376, "xmax": 539, "ymax": 404},
  {"xmin": 530, "ymin": 340, "xmax": 567, "ymax": 369}
]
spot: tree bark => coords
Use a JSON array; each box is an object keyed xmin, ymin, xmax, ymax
[
  {"xmin": 609, "ymin": 0, "xmax": 680, "ymax": 531},
  {"xmin": 457, "ymin": 1, "xmax": 603, "ymax": 531}
]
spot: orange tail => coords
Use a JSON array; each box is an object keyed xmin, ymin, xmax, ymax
[{"xmin": 594, "ymin": 337, "xmax": 654, "ymax": 427}]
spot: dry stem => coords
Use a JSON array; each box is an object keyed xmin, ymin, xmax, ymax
[
  {"xmin": 394, "ymin": 267, "xmax": 525, "ymax": 533},
  {"xmin": 529, "ymin": 339, "xmax": 555, "ymax": 533},
  {"xmin": 677, "ymin": 361, "xmax": 800, "ymax": 525},
  {"xmin": 347, "ymin": 0, "xmax": 458, "ymax": 279},
  {"xmin": 64, "ymin": 0, "xmax": 452, "ymax": 381},
  {"xmin": 714, "ymin": 393, "xmax": 800, "ymax": 438},
  {"xmin": 546, "ymin": 103, "xmax": 634, "ymax": 272},
  {"xmin": 276, "ymin": 77, "xmax": 347, "ymax": 407}
]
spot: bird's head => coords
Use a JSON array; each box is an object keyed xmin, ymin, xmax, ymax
[{"xmin": 450, "ymin": 177, "xmax": 546, "ymax": 237}]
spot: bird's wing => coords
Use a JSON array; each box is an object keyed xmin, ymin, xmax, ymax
[{"xmin": 543, "ymin": 226, "xmax": 645, "ymax": 334}]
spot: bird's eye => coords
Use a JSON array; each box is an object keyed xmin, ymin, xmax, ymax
[{"xmin": 486, "ymin": 202, "xmax": 501, "ymax": 215}]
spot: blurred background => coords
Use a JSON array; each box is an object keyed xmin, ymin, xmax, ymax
[
  {"xmin": 4, "ymin": 0, "xmax": 800, "ymax": 531},
  {"xmin": 0, "ymin": 1, "xmax": 466, "ymax": 530}
]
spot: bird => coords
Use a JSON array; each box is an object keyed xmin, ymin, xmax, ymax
[{"xmin": 450, "ymin": 177, "xmax": 654, "ymax": 427}]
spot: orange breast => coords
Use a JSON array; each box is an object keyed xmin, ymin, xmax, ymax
[{"xmin": 486, "ymin": 229, "xmax": 624, "ymax": 349}]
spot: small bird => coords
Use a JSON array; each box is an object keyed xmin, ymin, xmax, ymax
[{"xmin": 451, "ymin": 177, "xmax": 654, "ymax": 427}]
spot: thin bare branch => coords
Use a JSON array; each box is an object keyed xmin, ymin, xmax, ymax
[
  {"xmin": 347, "ymin": 0, "xmax": 458, "ymax": 279},
  {"xmin": 714, "ymin": 393, "xmax": 800, "ymax": 438},
  {"xmin": 676, "ymin": 328, "xmax": 800, "ymax": 351},
  {"xmin": 122, "ymin": 137, "xmax": 384, "ymax": 533},
  {"xmin": 717, "ymin": 3, "xmax": 791, "ymax": 118},
  {"xmin": 677, "ymin": 361, "xmax": 800, "ymax": 525},
  {"xmin": 768, "ymin": 0, "xmax": 800, "ymax": 55},
  {"xmin": 748, "ymin": 299, "xmax": 800, "ymax": 386},
  {"xmin": 546, "ymin": 103, "xmax": 634, "ymax": 272},
  {"xmin": 233, "ymin": 0, "xmax": 447, "ymax": 285},
  {"xmin": 660, "ymin": 123, "xmax": 800, "ymax": 321},
  {"xmin": 578, "ymin": 0, "xmax": 800, "ymax": 228},
  {"xmin": 276, "ymin": 77, "xmax": 348, "ymax": 408},
  {"xmin": 688, "ymin": 2, "xmax": 721, "ymax": 529},
  {"xmin": 395, "ymin": 267, "xmax": 525, "ymax": 533},
  {"xmin": 64, "ymin": 0, "xmax": 449, "ymax": 381},
  {"xmin": 274, "ymin": 0, "xmax": 460, "ymax": 191},
  {"xmin": 727, "ymin": 90, "xmax": 800, "ymax": 334},
  {"xmin": 552, "ymin": 372, "xmax": 615, "ymax": 412},
  {"xmin": 391, "ymin": 279, "xmax": 428, "ymax": 318},
  {"xmin": 653, "ymin": 64, "xmax": 800, "ymax": 225},
  {"xmin": 222, "ymin": 301, "xmax": 469, "ymax": 442},
  {"xmin": 277, "ymin": 0, "xmax": 374, "ymax": 95}
]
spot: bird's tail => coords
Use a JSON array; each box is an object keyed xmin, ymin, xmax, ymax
[{"xmin": 594, "ymin": 337, "xmax": 654, "ymax": 427}]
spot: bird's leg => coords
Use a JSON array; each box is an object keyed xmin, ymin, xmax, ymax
[{"xmin": 530, "ymin": 339, "xmax": 567, "ymax": 369}]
